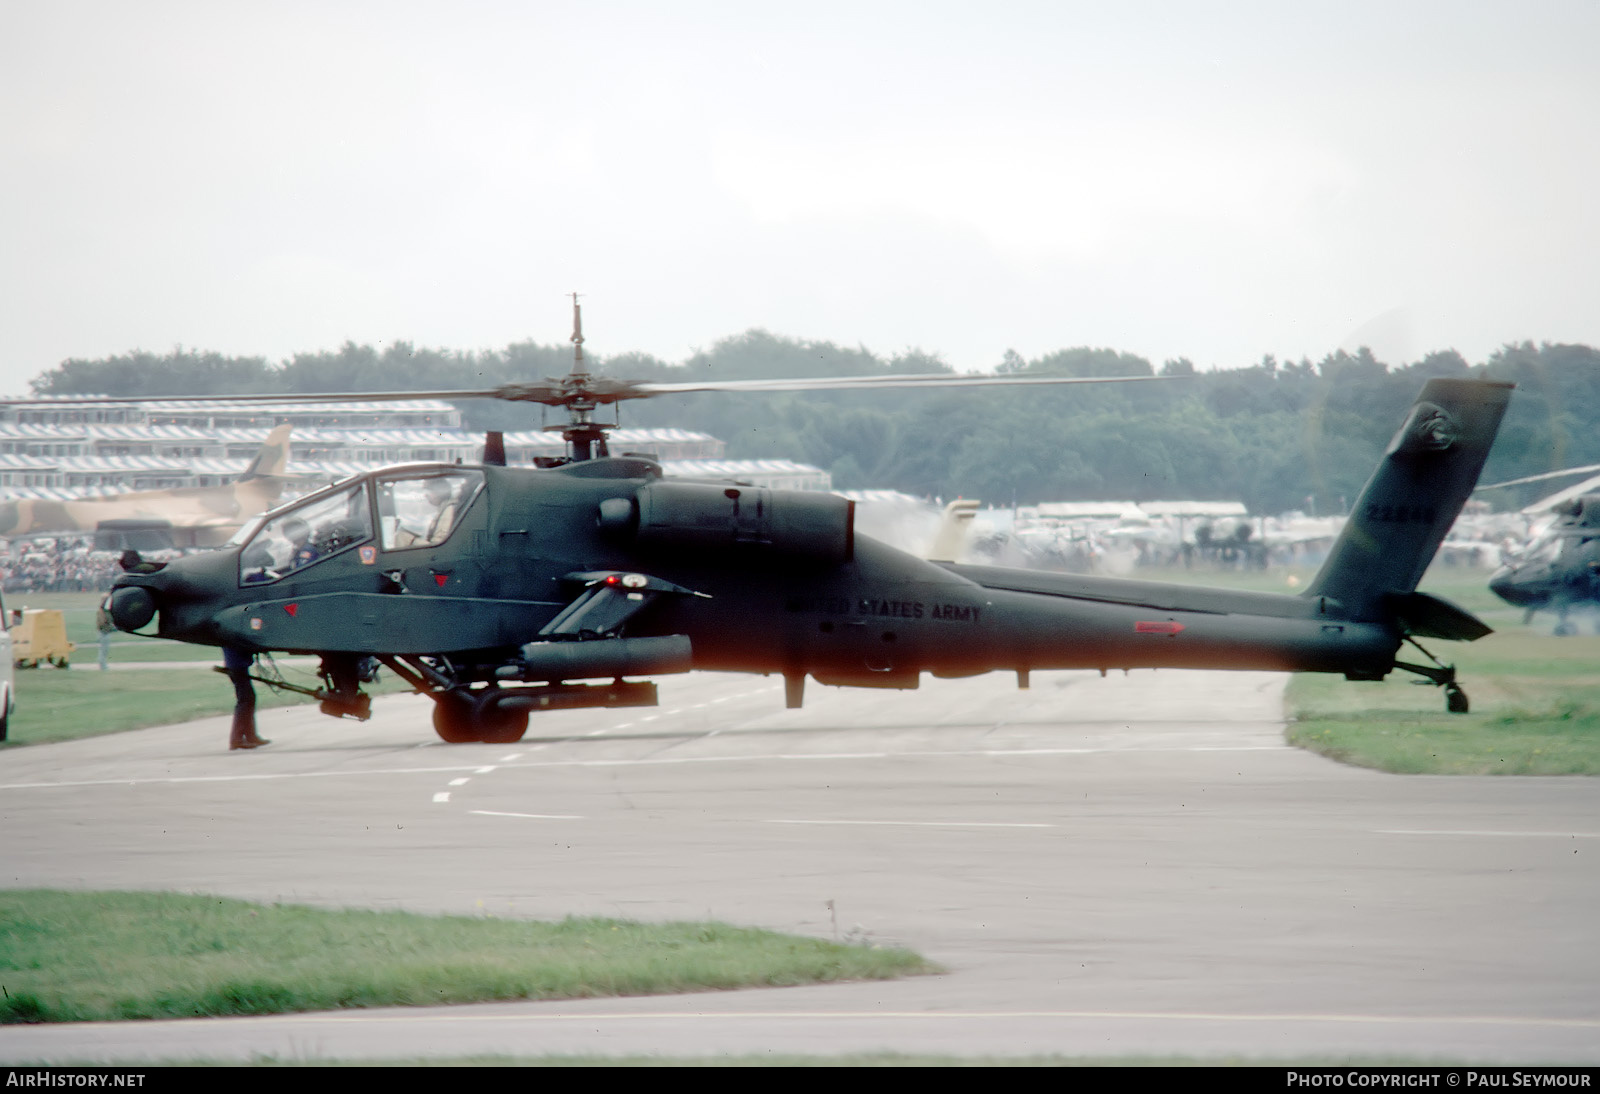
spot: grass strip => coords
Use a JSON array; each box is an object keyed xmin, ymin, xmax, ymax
[
  {"xmin": 8, "ymin": 592, "xmax": 231, "ymax": 663},
  {"xmin": 0, "ymin": 890, "xmax": 933, "ymax": 1024},
  {"xmin": 1190, "ymin": 565, "xmax": 1600, "ymax": 775},
  {"xmin": 1287, "ymin": 631, "xmax": 1600, "ymax": 775},
  {"xmin": 91, "ymin": 1054, "xmax": 1460, "ymax": 1067},
  {"xmin": 1, "ymin": 665, "xmax": 411, "ymax": 748}
]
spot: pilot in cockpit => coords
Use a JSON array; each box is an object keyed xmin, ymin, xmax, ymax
[{"xmin": 421, "ymin": 478, "xmax": 457, "ymax": 544}]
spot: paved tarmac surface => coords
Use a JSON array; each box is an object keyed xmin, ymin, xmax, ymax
[{"xmin": 1, "ymin": 667, "xmax": 1597, "ymax": 1063}]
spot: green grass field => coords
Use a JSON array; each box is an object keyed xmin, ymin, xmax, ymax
[
  {"xmin": 8, "ymin": 590, "xmax": 216, "ymax": 664},
  {"xmin": 1286, "ymin": 630, "xmax": 1600, "ymax": 774},
  {"xmin": 1, "ymin": 666, "xmax": 408, "ymax": 747},
  {"xmin": 123, "ymin": 1053, "xmax": 1433, "ymax": 1067},
  {"xmin": 0, "ymin": 890, "xmax": 933, "ymax": 1024},
  {"xmin": 0, "ymin": 590, "xmax": 409, "ymax": 747},
  {"xmin": 1152, "ymin": 563, "xmax": 1600, "ymax": 774}
]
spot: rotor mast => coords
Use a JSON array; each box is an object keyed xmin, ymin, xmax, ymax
[
  {"xmin": 570, "ymin": 291, "xmax": 586, "ymax": 377},
  {"xmin": 553, "ymin": 291, "xmax": 612, "ymax": 461}
]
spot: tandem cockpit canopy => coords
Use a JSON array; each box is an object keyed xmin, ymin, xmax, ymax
[{"xmin": 238, "ymin": 469, "xmax": 484, "ymax": 585}]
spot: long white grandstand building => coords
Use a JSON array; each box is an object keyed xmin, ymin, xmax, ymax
[
  {"xmin": 0, "ymin": 397, "xmax": 831, "ymax": 496},
  {"xmin": 0, "ymin": 397, "xmax": 465, "ymax": 431}
]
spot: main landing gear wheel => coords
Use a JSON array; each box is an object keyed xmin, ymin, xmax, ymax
[
  {"xmin": 475, "ymin": 706, "xmax": 530, "ymax": 744},
  {"xmin": 1444, "ymin": 682, "xmax": 1469, "ymax": 714},
  {"xmin": 430, "ymin": 691, "xmax": 530, "ymax": 744}
]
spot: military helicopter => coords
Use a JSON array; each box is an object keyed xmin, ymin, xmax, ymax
[
  {"xmin": 48, "ymin": 301, "xmax": 1512, "ymax": 739},
  {"xmin": 1487, "ymin": 474, "xmax": 1600, "ymax": 634}
]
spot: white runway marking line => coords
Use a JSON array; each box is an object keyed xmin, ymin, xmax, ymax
[
  {"xmin": 475, "ymin": 766, "xmax": 496, "ymax": 774},
  {"xmin": 1380, "ymin": 829, "xmax": 1600, "ymax": 839},
  {"xmin": 0, "ymin": 743, "xmax": 1299, "ymax": 793},
  {"xmin": 470, "ymin": 810, "xmax": 584, "ymax": 820},
  {"xmin": 247, "ymin": 1009, "xmax": 1600, "ymax": 1031},
  {"xmin": 432, "ymin": 792, "xmax": 450, "ymax": 803},
  {"xmin": 0, "ymin": 762, "xmax": 494, "ymax": 791},
  {"xmin": 447, "ymin": 777, "xmax": 470, "ymax": 786},
  {"xmin": 769, "ymin": 819, "xmax": 1055, "ymax": 829}
]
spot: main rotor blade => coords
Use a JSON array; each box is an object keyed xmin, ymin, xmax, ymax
[
  {"xmin": 0, "ymin": 389, "xmax": 513, "ymax": 406},
  {"xmin": 1475, "ymin": 464, "xmax": 1600, "ymax": 491},
  {"xmin": 1, "ymin": 372, "xmax": 1173, "ymax": 408},
  {"xmin": 635, "ymin": 373, "xmax": 1175, "ymax": 394}
]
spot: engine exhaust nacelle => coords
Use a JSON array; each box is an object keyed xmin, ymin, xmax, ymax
[{"xmin": 603, "ymin": 482, "xmax": 854, "ymax": 564}]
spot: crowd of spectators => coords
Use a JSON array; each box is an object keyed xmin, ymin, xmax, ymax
[{"xmin": 0, "ymin": 538, "xmax": 133, "ymax": 593}]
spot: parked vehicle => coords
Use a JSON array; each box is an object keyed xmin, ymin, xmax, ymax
[{"xmin": 12, "ymin": 608, "xmax": 74, "ymax": 669}]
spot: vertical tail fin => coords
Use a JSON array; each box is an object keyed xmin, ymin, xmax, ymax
[
  {"xmin": 482, "ymin": 431, "xmax": 507, "ymax": 466},
  {"xmin": 927, "ymin": 498, "xmax": 979, "ymax": 562},
  {"xmin": 1307, "ymin": 378, "xmax": 1513, "ymax": 620},
  {"xmin": 239, "ymin": 424, "xmax": 292, "ymax": 481}
]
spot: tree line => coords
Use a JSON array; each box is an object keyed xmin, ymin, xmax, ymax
[{"xmin": 28, "ymin": 332, "xmax": 1600, "ymax": 515}]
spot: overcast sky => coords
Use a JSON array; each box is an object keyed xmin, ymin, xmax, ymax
[{"xmin": 2, "ymin": 1, "xmax": 1597, "ymax": 392}]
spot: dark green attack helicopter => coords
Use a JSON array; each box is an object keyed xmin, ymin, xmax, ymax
[
  {"xmin": 78, "ymin": 302, "xmax": 1511, "ymax": 740},
  {"xmin": 1489, "ymin": 488, "xmax": 1600, "ymax": 634}
]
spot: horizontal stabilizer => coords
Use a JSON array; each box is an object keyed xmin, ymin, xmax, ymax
[{"xmin": 1383, "ymin": 591, "xmax": 1493, "ymax": 642}]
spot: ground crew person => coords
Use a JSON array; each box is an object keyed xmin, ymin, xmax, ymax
[
  {"xmin": 95, "ymin": 595, "xmax": 115, "ymax": 671},
  {"xmin": 223, "ymin": 646, "xmax": 270, "ymax": 751}
]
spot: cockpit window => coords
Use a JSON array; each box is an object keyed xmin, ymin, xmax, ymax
[
  {"xmin": 376, "ymin": 471, "xmax": 483, "ymax": 551},
  {"xmin": 240, "ymin": 482, "xmax": 372, "ymax": 584},
  {"xmin": 226, "ymin": 514, "xmax": 266, "ymax": 548}
]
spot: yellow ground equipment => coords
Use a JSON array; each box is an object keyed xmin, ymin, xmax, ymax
[{"xmin": 12, "ymin": 608, "xmax": 75, "ymax": 668}]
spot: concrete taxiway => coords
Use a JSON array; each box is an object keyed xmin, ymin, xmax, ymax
[{"xmin": 1, "ymin": 668, "xmax": 1596, "ymax": 1063}]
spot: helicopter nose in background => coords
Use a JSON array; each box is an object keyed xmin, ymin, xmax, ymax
[{"xmin": 1489, "ymin": 565, "xmax": 1548, "ymax": 609}]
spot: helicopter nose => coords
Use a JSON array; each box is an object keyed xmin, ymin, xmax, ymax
[
  {"xmin": 107, "ymin": 548, "xmax": 241, "ymax": 638},
  {"xmin": 1488, "ymin": 565, "xmax": 1544, "ymax": 608}
]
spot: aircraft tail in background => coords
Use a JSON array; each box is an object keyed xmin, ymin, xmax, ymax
[{"xmin": 238, "ymin": 424, "xmax": 292, "ymax": 481}]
